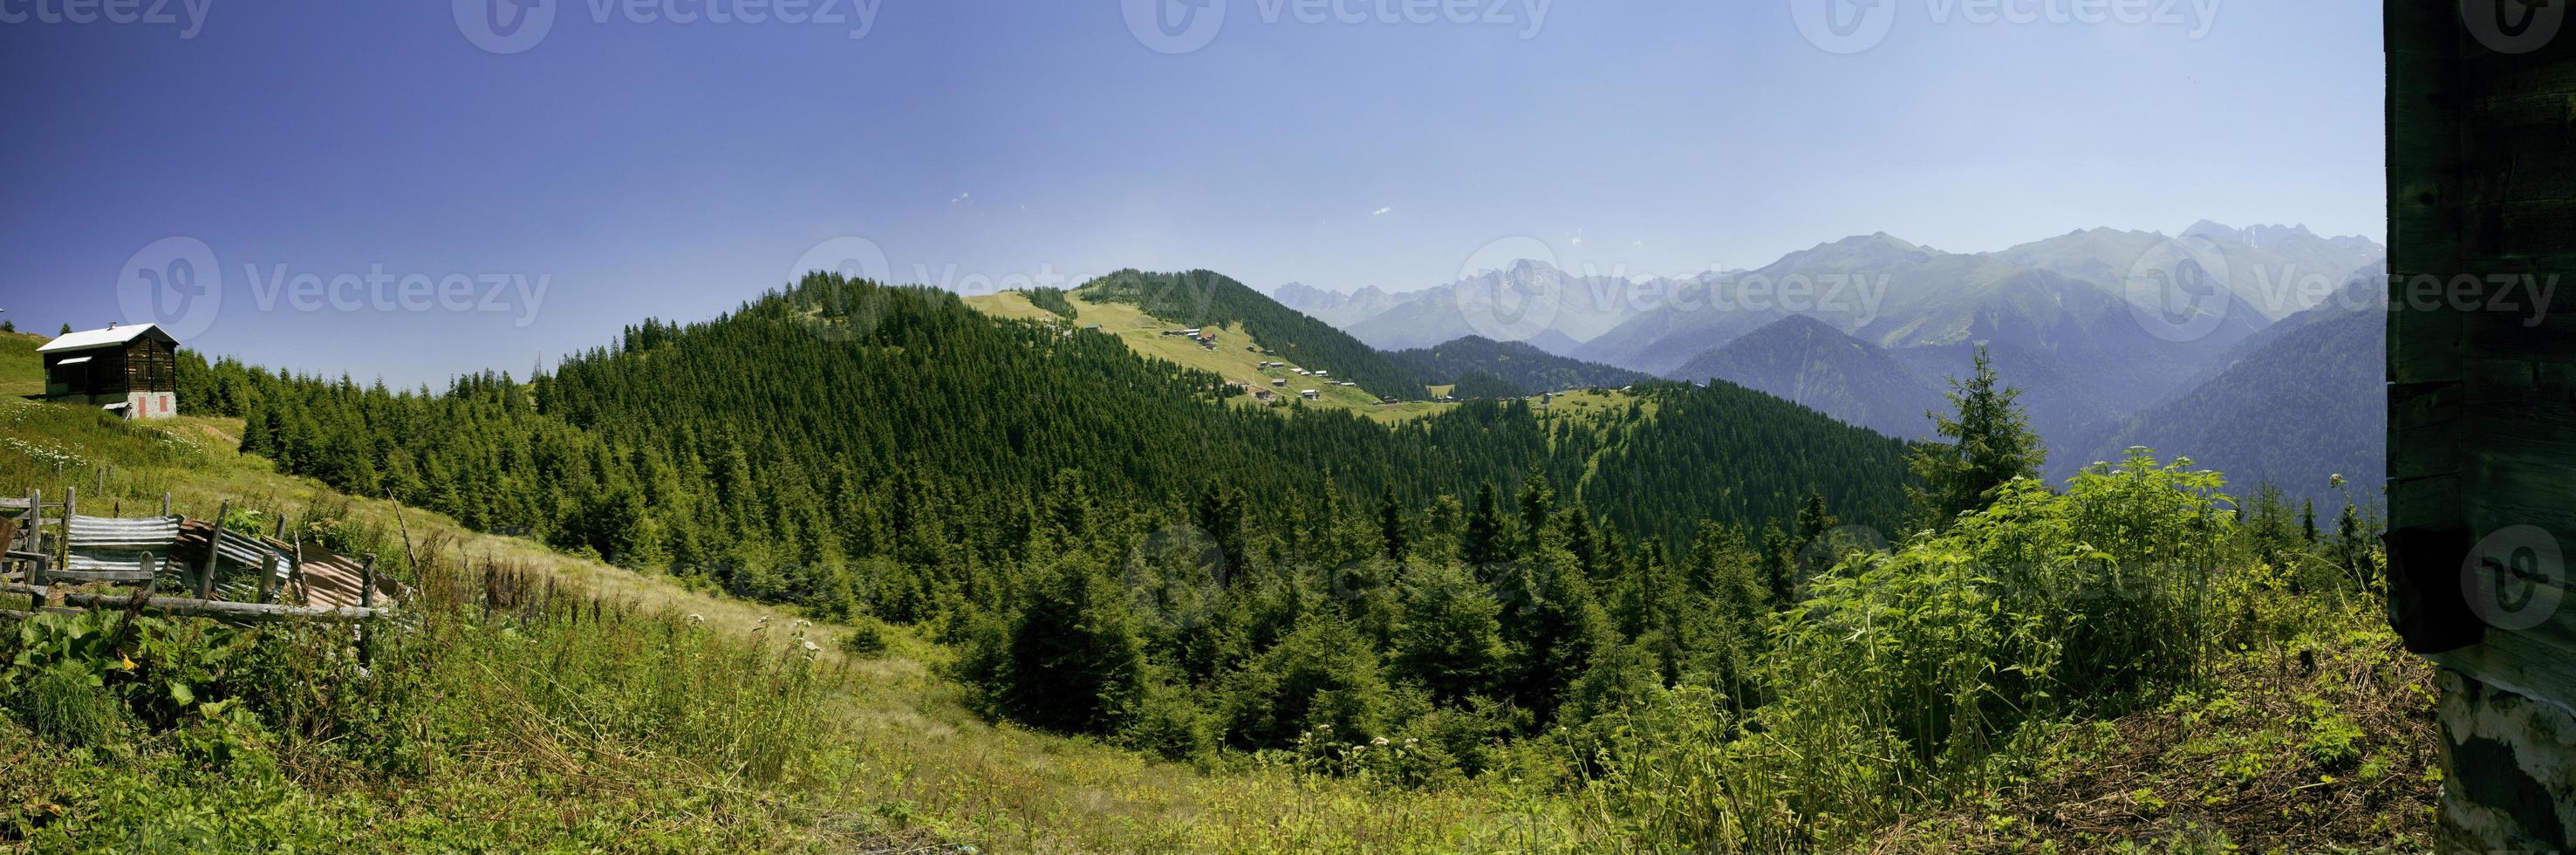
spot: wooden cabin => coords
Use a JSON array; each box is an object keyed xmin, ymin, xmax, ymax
[
  {"xmin": 2387, "ymin": 3, "xmax": 2576, "ymax": 848},
  {"xmin": 38, "ymin": 323, "xmax": 180, "ymax": 420}
]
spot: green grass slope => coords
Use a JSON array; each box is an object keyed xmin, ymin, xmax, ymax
[
  {"xmin": 1076, "ymin": 269, "xmax": 1429, "ymax": 400},
  {"xmin": 0, "ymin": 384, "xmax": 1595, "ymax": 852}
]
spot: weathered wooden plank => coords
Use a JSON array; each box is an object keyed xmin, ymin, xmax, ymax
[
  {"xmin": 54, "ymin": 591, "xmax": 382, "ymax": 625},
  {"xmin": 44, "ymin": 568, "xmax": 159, "ymax": 583},
  {"xmin": 2434, "ymin": 630, "xmax": 2576, "ymax": 721}
]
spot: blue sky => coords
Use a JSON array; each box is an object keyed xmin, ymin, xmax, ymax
[{"xmin": 0, "ymin": 1, "xmax": 2382, "ymax": 386}]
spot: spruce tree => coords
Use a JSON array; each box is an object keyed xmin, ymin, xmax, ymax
[
  {"xmin": 1906, "ymin": 346, "xmax": 2046, "ymax": 530},
  {"xmin": 1376, "ymin": 484, "xmax": 1408, "ymax": 562}
]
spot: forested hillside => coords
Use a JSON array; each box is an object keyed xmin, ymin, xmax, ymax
[
  {"xmin": 1664, "ymin": 315, "xmax": 1946, "ymax": 439},
  {"xmin": 1385, "ymin": 336, "xmax": 1653, "ymax": 396},
  {"xmin": 2071, "ymin": 302, "xmax": 2384, "ymax": 508},
  {"xmin": 159, "ymin": 273, "xmax": 1932, "ymax": 767},
  {"xmin": 1076, "ymin": 269, "xmax": 1427, "ymax": 400}
]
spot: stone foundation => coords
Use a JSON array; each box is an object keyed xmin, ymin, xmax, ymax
[{"xmin": 2436, "ymin": 668, "xmax": 2576, "ymax": 853}]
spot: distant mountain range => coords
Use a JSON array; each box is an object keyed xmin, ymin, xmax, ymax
[
  {"xmin": 1664, "ymin": 315, "xmax": 1946, "ymax": 440},
  {"xmin": 1271, "ymin": 222, "xmax": 2387, "ymax": 503}
]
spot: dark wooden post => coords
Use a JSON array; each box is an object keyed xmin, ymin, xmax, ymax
[
  {"xmin": 256, "ymin": 554, "xmax": 279, "ymax": 605},
  {"xmin": 58, "ymin": 487, "xmax": 73, "ymax": 574},
  {"xmin": 357, "ymin": 552, "xmax": 379, "ymax": 666},
  {"xmin": 24, "ymin": 488, "xmax": 42, "ymax": 589},
  {"xmin": 196, "ymin": 500, "xmax": 229, "ymax": 600}
]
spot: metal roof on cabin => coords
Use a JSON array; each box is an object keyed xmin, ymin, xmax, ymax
[{"xmin": 38, "ymin": 323, "xmax": 176, "ymax": 353}]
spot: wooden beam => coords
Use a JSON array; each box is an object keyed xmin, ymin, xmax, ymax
[{"xmin": 0, "ymin": 582, "xmax": 384, "ymax": 625}]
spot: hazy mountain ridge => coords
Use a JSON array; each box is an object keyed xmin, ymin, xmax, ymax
[
  {"xmin": 2066, "ymin": 298, "xmax": 2385, "ymax": 509},
  {"xmin": 1664, "ymin": 315, "xmax": 1947, "ymax": 440},
  {"xmin": 1281, "ymin": 222, "xmax": 2386, "ymax": 498},
  {"xmin": 1270, "ymin": 281, "xmax": 1405, "ymax": 327}
]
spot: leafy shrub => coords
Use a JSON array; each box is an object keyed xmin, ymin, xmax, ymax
[{"xmin": 840, "ymin": 616, "xmax": 892, "ymax": 657}]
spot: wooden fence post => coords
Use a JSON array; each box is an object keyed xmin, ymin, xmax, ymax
[
  {"xmin": 357, "ymin": 553, "xmax": 380, "ymax": 666},
  {"xmin": 25, "ymin": 488, "xmax": 43, "ymax": 590},
  {"xmin": 161, "ymin": 493, "xmax": 171, "ymax": 516},
  {"xmin": 256, "ymin": 554, "xmax": 279, "ymax": 605},
  {"xmin": 196, "ymin": 500, "xmax": 229, "ymax": 600},
  {"xmin": 58, "ymin": 487, "xmax": 73, "ymax": 572}
]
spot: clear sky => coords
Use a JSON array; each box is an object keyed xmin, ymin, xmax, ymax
[{"xmin": 0, "ymin": 1, "xmax": 2383, "ymax": 387}]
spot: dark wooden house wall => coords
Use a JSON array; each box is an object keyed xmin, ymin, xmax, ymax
[
  {"xmin": 2388, "ymin": 2, "xmax": 2576, "ymax": 848},
  {"xmin": 41, "ymin": 338, "xmax": 177, "ymax": 400}
]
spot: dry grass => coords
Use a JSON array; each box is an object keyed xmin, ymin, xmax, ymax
[
  {"xmin": 1873, "ymin": 616, "xmax": 2440, "ymax": 853},
  {"xmin": 963, "ymin": 291, "xmax": 1459, "ymax": 421}
]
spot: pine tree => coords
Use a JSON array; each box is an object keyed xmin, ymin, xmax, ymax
[
  {"xmin": 999, "ymin": 554, "xmax": 1148, "ymax": 736},
  {"xmin": 1465, "ymin": 482, "xmax": 1508, "ymax": 568},
  {"xmin": 1517, "ymin": 475, "xmax": 1557, "ymax": 557},
  {"xmin": 1376, "ymin": 485, "xmax": 1408, "ymax": 562},
  {"xmin": 1907, "ymin": 346, "xmax": 2046, "ymax": 530},
  {"xmin": 1393, "ymin": 561, "xmax": 1507, "ymax": 703}
]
